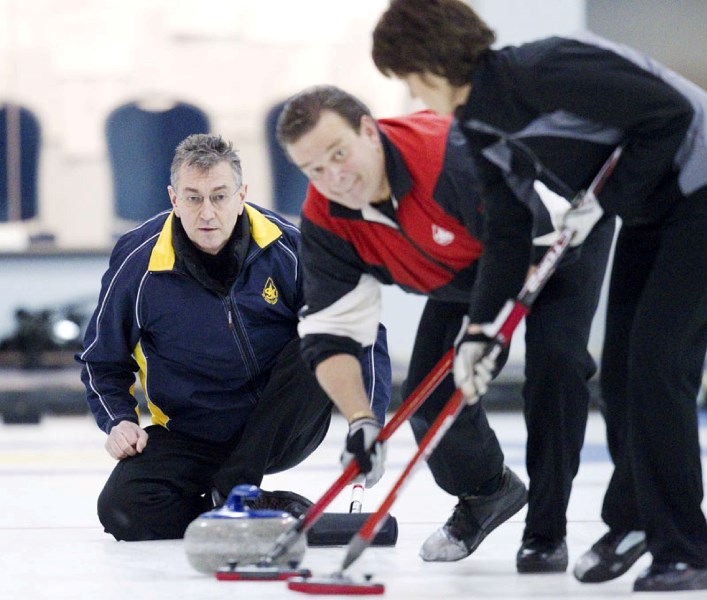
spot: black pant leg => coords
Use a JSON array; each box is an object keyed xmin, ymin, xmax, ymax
[
  {"xmin": 97, "ymin": 425, "xmax": 227, "ymax": 541},
  {"xmin": 600, "ymin": 225, "xmax": 654, "ymax": 530},
  {"xmin": 623, "ymin": 195, "xmax": 707, "ymax": 565},
  {"xmin": 211, "ymin": 337, "xmax": 333, "ymax": 495},
  {"xmin": 405, "ymin": 299, "xmax": 505, "ymax": 497},
  {"xmin": 522, "ymin": 216, "xmax": 615, "ymax": 540}
]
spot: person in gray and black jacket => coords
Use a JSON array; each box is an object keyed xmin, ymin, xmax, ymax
[{"xmin": 373, "ymin": 0, "xmax": 707, "ymax": 593}]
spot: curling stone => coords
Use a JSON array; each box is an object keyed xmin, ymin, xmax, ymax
[{"xmin": 184, "ymin": 484, "xmax": 306, "ymax": 574}]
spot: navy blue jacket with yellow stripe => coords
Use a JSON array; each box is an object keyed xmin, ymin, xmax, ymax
[{"xmin": 78, "ymin": 203, "xmax": 390, "ymax": 443}]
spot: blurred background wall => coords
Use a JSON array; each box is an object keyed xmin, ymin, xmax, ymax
[{"xmin": 0, "ymin": 0, "xmax": 704, "ymax": 370}]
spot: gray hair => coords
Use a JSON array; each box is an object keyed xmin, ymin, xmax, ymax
[{"xmin": 170, "ymin": 133, "xmax": 242, "ymax": 189}]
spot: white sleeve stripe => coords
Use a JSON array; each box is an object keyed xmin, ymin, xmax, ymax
[
  {"xmin": 267, "ymin": 214, "xmax": 300, "ymax": 234},
  {"xmin": 85, "ymin": 362, "xmax": 116, "ymax": 422},
  {"xmin": 297, "ymin": 274, "xmax": 381, "ymax": 348},
  {"xmin": 135, "ymin": 271, "xmax": 151, "ymax": 329},
  {"xmin": 276, "ymin": 240, "xmax": 299, "ymax": 283},
  {"xmin": 365, "ymin": 343, "xmax": 376, "ymax": 407},
  {"xmin": 80, "ymin": 233, "xmax": 159, "ymax": 359}
]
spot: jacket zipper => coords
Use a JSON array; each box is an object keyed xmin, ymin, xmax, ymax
[
  {"xmin": 227, "ymin": 304, "xmax": 234, "ymax": 331},
  {"xmin": 223, "ymin": 295, "xmax": 258, "ymax": 381}
]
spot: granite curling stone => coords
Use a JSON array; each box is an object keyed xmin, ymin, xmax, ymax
[{"xmin": 184, "ymin": 484, "xmax": 306, "ymax": 574}]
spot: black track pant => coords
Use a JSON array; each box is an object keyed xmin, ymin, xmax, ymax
[
  {"xmin": 522, "ymin": 215, "xmax": 615, "ymax": 541},
  {"xmin": 97, "ymin": 338, "xmax": 332, "ymax": 541},
  {"xmin": 600, "ymin": 191, "xmax": 707, "ymax": 567},
  {"xmin": 404, "ymin": 217, "xmax": 613, "ymax": 512},
  {"xmin": 404, "ymin": 300, "xmax": 505, "ymax": 497}
]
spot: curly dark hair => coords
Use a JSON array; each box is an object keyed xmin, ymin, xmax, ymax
[{"xmin": 372, "ymin": 0, "xmax": 495, "ymax": 86}]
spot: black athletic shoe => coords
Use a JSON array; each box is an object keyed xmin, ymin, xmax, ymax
[
  {"xmin": 517, "ymin": 536, "xmax": 568, "ymax": 573},
  {"xmin": 574, "ymin": 529, "xmax": 647, "ymax": 583},
  {"xmin": 633, "ymin": 562, "xmax": 707, "ymax": 592},
  {"xmin": 246, "ymin": 489, "xmax": 314, "ymax": 518},
  {"xmin": 419, "ymin": 465, "xmax": 528, "ymax": 561}
]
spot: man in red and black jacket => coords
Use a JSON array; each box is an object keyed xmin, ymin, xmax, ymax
[{"xmin": 277, "ymin": 85, "xmax": 613, "ymax": 564}]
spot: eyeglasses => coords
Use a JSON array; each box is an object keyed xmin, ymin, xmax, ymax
[{"xmin": 179, "ymin": 189, "xmax": 239, "ymax": 209}]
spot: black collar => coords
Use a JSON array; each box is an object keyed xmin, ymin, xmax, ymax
[{"xmin": 171, "ymin": 211, "xmax": 251, "ymax": 295}]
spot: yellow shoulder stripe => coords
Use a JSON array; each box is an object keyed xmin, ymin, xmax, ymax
[
  {"xmin": 245, "ymin": 204, "xmax": 282, "ymax": 248},
  {"xmin": 148, "ymin": 212, "xmax": 176, "ymax": 271}
]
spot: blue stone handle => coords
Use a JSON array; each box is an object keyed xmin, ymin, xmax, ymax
[{"xmin": 225, "ymin": 484, "xmax": 261, "ymax": 511}]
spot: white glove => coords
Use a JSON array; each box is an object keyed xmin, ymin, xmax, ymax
[
  {"xmin": 453, "ymin": 336, "xmax": 495, "ymax": 403},
  {"xmin": 340, "ymin": 417, "xmax": 386, "ymax": 488},
  {"xmin": 453, "ymin": 302, "xmax": 514, "ymax": 403},
  {"xmin": 532, "ymin": 180, "xmax": 604, "ymax": 247},
  {"xmin": 561, "ymin": 190, "xmax": 604, "ymax": 246}
]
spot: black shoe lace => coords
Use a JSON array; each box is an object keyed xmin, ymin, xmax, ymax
[{"xmin": 446, "ymin": 500, "xmax": 480, "ymax": 539}]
